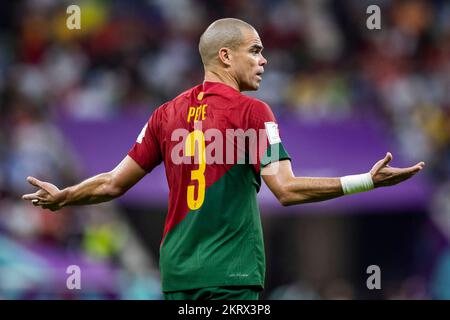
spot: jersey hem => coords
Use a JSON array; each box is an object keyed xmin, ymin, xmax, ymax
[{"xmin": 162, "ymin": 280, "xmax": 264, "ymax": 293}]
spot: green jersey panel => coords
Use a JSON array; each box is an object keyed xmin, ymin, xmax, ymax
[{"xmin": 160, "ymin": 142, "xmax": 290, "ymax": 292}]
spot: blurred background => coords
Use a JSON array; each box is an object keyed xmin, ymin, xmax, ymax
[{"xmin": 0, "ymin": 0, "xmax": 449, "ymax": 299}]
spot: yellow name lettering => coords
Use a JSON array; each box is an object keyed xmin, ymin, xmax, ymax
[
  {"xmin": 194, "ymin": 107, "xmax": 202, "ymax": 121},
  {"xmin": 187, "ymin": 107, "xmax": 196, "ymax": 122},
  {"xmin": 201, "ymin": 104, "xmax": 207, "ymax": 120},
  {"xmin": 187, "ymin": 104, "xmax": 208, "ymax": 123}
]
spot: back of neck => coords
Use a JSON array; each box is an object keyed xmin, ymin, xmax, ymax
[{"xmin": 204, "ymin": 69, "xmax": 240, "ymax": 92}]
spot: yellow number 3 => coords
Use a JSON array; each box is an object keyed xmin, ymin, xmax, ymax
[{"xmin": 185, "ymin": 130, "xmax": 206, "ymax": 210}]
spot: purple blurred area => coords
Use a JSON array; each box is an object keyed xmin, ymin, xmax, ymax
[{"xmin": 58, "ymin": 113, "xmax": 432, "ymax": 213}]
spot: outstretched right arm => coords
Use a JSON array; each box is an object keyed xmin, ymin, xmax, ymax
[{"xmin": 22, "ymin": 155, "xmax": 146, "ymax": 211}]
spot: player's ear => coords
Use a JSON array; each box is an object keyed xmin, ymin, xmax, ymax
[{"xmin": 218, "ymin": 47, "xmax": 232, "ymax": 67}]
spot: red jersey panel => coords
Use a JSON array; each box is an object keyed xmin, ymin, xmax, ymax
[{"xmin": 128, "ymin": 81, "xmax": 279, "ymax": 239}]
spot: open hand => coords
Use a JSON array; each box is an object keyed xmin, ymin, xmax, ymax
[
  {"xmin": 370, "ymin": 152, "xmax": 425, "ymax": 188},
  {"xmin": 22, "ymin": 176, "xmax": 64, "ymax": 212}
]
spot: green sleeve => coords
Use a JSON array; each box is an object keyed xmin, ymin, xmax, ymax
[{"xmin": 261, "ymin": 142, "xmax": 291, "ymax": 168}]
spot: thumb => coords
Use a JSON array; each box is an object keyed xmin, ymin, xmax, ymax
[
  {"xmin": 372, "ymin": 152, "xmax": 393, "ymax": 173},
  {"xmin": 382, "ymin": 152, "xmax": 393, "ymax": 167}
]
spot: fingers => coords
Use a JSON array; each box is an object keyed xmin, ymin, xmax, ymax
[
  {"xmin": 27, "ymin": 176, "xmax": 44, "ymax": 189},
  {"xmin": 389, "ymin": 163, "xmax": 425, "ymax": 185},
  {"xmin": 32, "ymin": 199, "xmax": 51, "ymax": 207},
  {"xmin": 24, "ymin": 177, "xmax": 53, "ymax": 203},
  {"xmin": 23, "ymin": 178, "xmax": 60, "ymax": 211},
  {"xmin": 22, "ymin": 190, "xmax": 48, "ymax": 200},
  {"xmin": 407, "ymin": 161, "xmax": 425, "ymax": 174},
  {"xmin": 389, "ymin": 162, "xmax": 424, "ymax": 176},
  {"xmin": 22, "ymin": 193, "xmax": 44, "ymax": 201},
  {"xmin": 26, "ymin": 198, "xmax": 58, "ymax": 211},
  {"xmin": 22, "ymin": 193, "xmax": 36, "ymax": 200}
]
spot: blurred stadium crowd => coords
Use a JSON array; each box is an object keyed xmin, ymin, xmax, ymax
[{"xmin": 0, "ymin": 0, "xmax": 449, "ymax": 299}]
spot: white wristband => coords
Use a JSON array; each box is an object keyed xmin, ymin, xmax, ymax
[{"xmin": 340, "ymin": 173, "xmax": 374, "ymax": 195}]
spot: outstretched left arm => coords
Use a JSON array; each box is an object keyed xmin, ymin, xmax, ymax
[{"xmin": 262, "ymin": 152, "xmax": 425, "ymax": 206}]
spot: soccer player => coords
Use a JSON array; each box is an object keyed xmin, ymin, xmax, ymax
[{"xmin": 22, "ymin": 18, "xmax": 425, "ymax": 300}]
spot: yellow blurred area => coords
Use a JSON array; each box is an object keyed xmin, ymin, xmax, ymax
[
  {"xmin": 52, "ymin": 1, "xmax": 109, "ymax": 42},
  {"xmin": 83, "ymin": 222, "xmax": 127, "ymax": 260},
  {"xmin": 392, "ymin": 0, "xmax": 432, "ymax": 36}
]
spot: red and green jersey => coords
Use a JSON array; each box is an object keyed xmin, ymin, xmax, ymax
[{"xmin": 128, "ymin": 81, "xmax": 290, "ymax": 292}]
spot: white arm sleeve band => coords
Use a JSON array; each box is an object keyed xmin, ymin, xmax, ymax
[{"xmin": 340, "ymin": 173, "xmax": 374, "ymax": 195}]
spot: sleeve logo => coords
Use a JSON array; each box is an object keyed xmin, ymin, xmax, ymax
[
  {"xmin": 264, "ymin": 122, "xmax": 281, "ymax": 145},
  {"xmin": 136, "ymin": 123, "xmax": 148, "ymax": 144}
]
